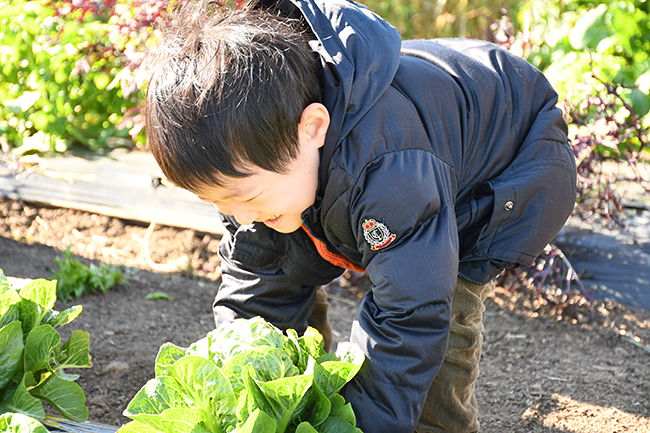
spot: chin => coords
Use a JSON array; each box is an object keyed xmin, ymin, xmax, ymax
[
  {"xmin": 272, "ymin": 224, "xmax": 302, "ymax": 234},
  {"xmin": 273, "ymin": 217, "xmax": 303, "ymax": 233}
]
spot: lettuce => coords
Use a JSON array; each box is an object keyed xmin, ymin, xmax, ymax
[
  {"xmin": 120, "ymin": 317, "xmax": 365, "ymax": 433},
  {"xmin": 0, "ymin": 269, "xmax": 92, "ymax": 428},
  {"xmin": 0, "ymin": 412, "xmax": 48, "ymax": 433}
]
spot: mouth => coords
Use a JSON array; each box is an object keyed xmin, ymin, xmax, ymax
[{"xmin": 263, "ymin": 215, "xmax": 282, "ymax": 226}]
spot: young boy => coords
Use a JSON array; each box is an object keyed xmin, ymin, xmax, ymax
[{"xmin": 145, "ymin": 1, "xmax": 577, "ymax": 432}]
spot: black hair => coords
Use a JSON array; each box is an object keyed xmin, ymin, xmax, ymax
[{"xmin": 145, "ymin": 0, "xmax": 320, "ymax": 191}]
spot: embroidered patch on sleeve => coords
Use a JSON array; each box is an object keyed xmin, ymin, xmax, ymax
[{"xmin": 362, "ymin": 218, "xmax": 397, "ymax": 251}]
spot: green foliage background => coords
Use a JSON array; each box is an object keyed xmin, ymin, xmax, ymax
[
  {"xmin": 0, "ymin": 0, "xmax": 155, "ymax": 154},
  {"xmin": 1, "ymin": 0, "xmax": 648, "ymax": 154},
  {"xmin": 361, "ymin": 0, "xmax": 518, "ymax": 39}
]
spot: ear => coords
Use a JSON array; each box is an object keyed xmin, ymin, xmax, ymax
[{"xmin": 299, "ymin": 103, "xmax": 330, "ymax": 149}]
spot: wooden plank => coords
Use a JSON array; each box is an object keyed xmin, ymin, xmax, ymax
[{"xmin": 0, "ymin": 149, "xmax": 225, "ymax": 235}]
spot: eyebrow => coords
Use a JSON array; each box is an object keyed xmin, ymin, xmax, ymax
[{"xmin": 198, "ymin": 185, "xmax": 256, "ymax": 202}]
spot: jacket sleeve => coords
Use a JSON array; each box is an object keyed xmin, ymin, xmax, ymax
[
  {"xmin": 214, "ymin": 214, "xmax": 344, "ymax": 332},
  {"xmin": 332, "ymin": 148, "xmax": 459, "ymax": 433}
]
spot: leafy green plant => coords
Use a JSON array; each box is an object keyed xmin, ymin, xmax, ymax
[
  {"xmin": 0, "ymin": 269, "xmax": 92, "ymax": 427},
  {"xmin": 50, "ymin": 246, "xmax": 127, "ymax": 301},
  {"xmin": 119, "ymin": 316, "xmax": 365, "ymax": 433}
]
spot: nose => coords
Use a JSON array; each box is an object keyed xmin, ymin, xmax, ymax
[{"xmin": 228, "ymin": 202, "xmax": 260, "ymax": 225}]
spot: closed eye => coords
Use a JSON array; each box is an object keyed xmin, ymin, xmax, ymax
[{"xmin": 244, "ymin": 193, "xmax": 261, "ymax": 203}]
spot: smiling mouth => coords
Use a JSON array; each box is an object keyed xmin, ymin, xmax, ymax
[{"xmin": 265, "ymin": 215, "xmax": 281, "ymax": 224}]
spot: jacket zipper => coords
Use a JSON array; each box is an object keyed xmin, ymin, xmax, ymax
[{"xmin": 457, "ymin": 272, "xmax": 486, "ymax": 286}]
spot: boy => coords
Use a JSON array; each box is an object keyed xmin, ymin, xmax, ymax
[{"xmin": 145, "ymin": 1, "xmax": 577, "ymax": 432}]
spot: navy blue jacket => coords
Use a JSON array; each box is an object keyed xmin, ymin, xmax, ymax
[{"xmin": 214, "ymin": 1, "xmax": 577, "ymax": 432}]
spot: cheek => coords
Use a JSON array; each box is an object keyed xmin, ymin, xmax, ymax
[{"xmin": 213, "ymin": 203, "xmax": 232, "ymax": 215}]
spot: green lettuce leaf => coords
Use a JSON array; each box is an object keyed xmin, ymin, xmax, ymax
[
  {"xmin": 295, "ymin": 422, "xmax": 318, "ymax": 433},
  {"xmin": 311, "ymin": 416, "xmax": 362, "ymax": 433},
  {"xmin": 0, "ymin": 304, "xmax": 20, "ymax": 329},
  {"xmin": 242, "ymin": 364, "xmax": 313, "ymax": 433},
  {"xmin": 125, "ymin": 377, "xmax": 188, "ymax": 418},
  {"xmin": 0, "ymin": 290, "xmax": 21, "ymax": 328},
  {"xmin": 30, "ymin": 373, "xmax": 88, "ymax": 422},
  {"xmin": 289, "ymin": 378, "xmax": 331, "ymax": 428},
  {"xmin": 282, "ymin": 329, "xmax": 302, "ymax": 369},
  {"xmin": 328, "ymin": 394, "xmax": 356, "ymax": 426},
  {"xmin": 221, "ymin": 347, "xmax": 298, "ymax": 397},
  {"xmin": 0, "ymin": 321, "xmax": 24, "ymax": 390},
  {"xmin": 155, "ymin": 343, "xmax": 188, "ymax": 377},
  {"xmin": 60, "ymin": 330, "xmax": 92, "ymax": 369},
  {"xmin": 23, "ymin": 324, "xmax": 61, "ymax": 375},
  {"xmin": 117, "ymin": 420, "xmax": 164, "ymax": 433},
  {"xmin": 18, "ymin": 298, "xmax": 41, "ymax": 335},
  {"xmin": 128, "ymin": 408, "xmax": 205, "ymax": 433},
  {"xmin": 0, "ymin": 372, "xmax": 45, "ymax": 420},
  {"xmin": 235, "ymin": 408, "xmax": 276, "ymax": 433},
  {"xmin": 17, "ymin": 280, "xmax": 58, "ymax": 334},
  {"xmin": 168, "ymin": 356, "xmax": 236, "ymax": 431},
  {"xmin": 0, "ymin": 271, "xmax": 9, "ymax": 294},
  {"xmin": 43, "ymin": 305, "xmax": 83, "ymax": 328},
  {"xmin": 297, "ymin": 328, "xmax": 327, "ymax": 361},
  {"xmin": 19, "ymin": 280, "xmax": 57, "ymax": 318},
  {"xmin": 207, "ymin": 317, "xmax": 285, "ymax": 362},
  {"xmin": 314, "ymin": 361, "xmax": 362, "ymax": 398},
  {"xmin": 0, "ymin": 412, "xmax": 48, "ymax": 433},
  {"xmin": 0, "ymin": 272, "xmax": 90, "ymax": 425}
]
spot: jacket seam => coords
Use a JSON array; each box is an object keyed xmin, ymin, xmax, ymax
[
  {"xmin": 343, "ymin": 149, "xmax": 453, "ymax": 248},
  {"xmin": 509, "ymin": 155, "xmax": 576, "ymax": 171}
]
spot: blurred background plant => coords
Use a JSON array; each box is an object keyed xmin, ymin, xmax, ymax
[
  {"xmin": 482, "ymin": 0, "xmax": 650, "ymax": 224},
  {"xmin": 0, "ymin": 0, "xmax": 166, "ymax": 155},
  {"xmin": 359, "ymin": 0, "xmax": 518, "ymax": 39}
]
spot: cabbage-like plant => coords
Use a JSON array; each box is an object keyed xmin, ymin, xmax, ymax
[
  {"xmin": 0, "ymin": 270, "xmax": 92, "ymax": 430},
  {"xmin": 120, "ymin": 317, "xmax": 365, "ymax": 433}
]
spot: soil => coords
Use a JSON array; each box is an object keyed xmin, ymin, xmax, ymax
[{"xmin": 1, "ymin": 196, "xmax": 649, "ymax": 433}]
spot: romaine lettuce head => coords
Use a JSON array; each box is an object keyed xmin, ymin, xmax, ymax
[{"xmin": 122, "ymin": 316, "xmax": 366, "ymax": 433}]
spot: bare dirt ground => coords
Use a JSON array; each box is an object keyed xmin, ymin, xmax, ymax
[{"xmin": 1, "ymin": 196, "xmax": 649, "ymax": 433}]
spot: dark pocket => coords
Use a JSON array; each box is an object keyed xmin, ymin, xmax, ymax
[{"xmin": 458, "ymin": 181, "xmax": 494, "ymax": 259}]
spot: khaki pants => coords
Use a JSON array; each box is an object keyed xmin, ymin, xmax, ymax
[
  {"xmin": 308, "ymin": 278, "xmax": 494, "ymax": 433},
  {"xmin": 415, "ymin": 278, "xmax": 494, "ymax": 433}
]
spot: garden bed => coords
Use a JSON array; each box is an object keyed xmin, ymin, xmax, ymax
[{"xmin": 1, "ymin": 196, "xmax": 649, "ymax": 432}]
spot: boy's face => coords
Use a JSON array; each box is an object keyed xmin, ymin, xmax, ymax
[{"xmin": 196, "ymin": 103, "xmax": 329, "ymax": 234}]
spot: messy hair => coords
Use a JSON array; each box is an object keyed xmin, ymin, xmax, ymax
[{"xmin": 145, "ymin": 0, "xmax": 320, "ymax": 191}]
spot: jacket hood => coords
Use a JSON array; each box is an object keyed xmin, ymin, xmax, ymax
[{"xmin": 287, "ymin": 0, "xmax": 403, "ymax": 185}]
